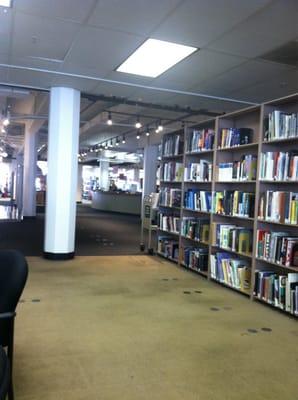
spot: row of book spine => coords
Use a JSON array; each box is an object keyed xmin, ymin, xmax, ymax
[
  {"xmin": 213, "ymin": 191, "xmax": 255, "ymax": 218},
  {"xmin": 212, "ymin": 223, "xmax": 252, "ymax": 255},
  {"xmin": 162, "ymin": 162, "xmax": 184, "ymax": 181},
  {"xmin": 254, "ymin": 271, "xmax": 298, "ymax": 315},
  {"xmin": 219, "ymin": 128, "xmax": 253, "ymax": 148},
  {"xmin": 217, "ymin": 154, "xmax": 257, "ymax": 181},
  {"xmin": 158, "ymin": 213, "xmax": 180, "ymax": 234},
  {"xmin": 186, "ymin": 129, "xmax": 215, "ymax": 152},
  {"xmin": 259, "ymin": 151, "xmax": 298, "ymax": 181},
  {"xmin": 159, "ymin": 188, "xmax": 181, "ymax": 208},
  {"xmin": 258, "ymin": 191, "xmax": 298, "ymax": 224},
  {"xmin": 184, "ymin": 160, "xmax": 212, "ymax": 182},
  {"xmin": 184, "ymin": 190, "xmax": 212, "ymax": 212},
  {"xmin": 210, "ymin": 253, "xmax": 251, "ymax": 293},
  {"xmin": 163, "ymin": 134, "xmax": 184, "ymax": 156},
  {"xmin": 157, "ymin": 237, "xmax": 179, "ymax": 261},
  {"xmin": 265, "ymin": 110, "xmax": 298, "ymax": 141},
  {"xmin": 181, "ymin": 218, "xmax": 210, "ymax": 242},
  {"xmin": 256, "ymin": 230, "xmax": 298, "ymax": 267},
  {"xmin": 182, "ymin": 246, "xmax": 208, "ymax": 272}
]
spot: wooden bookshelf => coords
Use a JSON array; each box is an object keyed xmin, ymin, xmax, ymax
[{"xmin": 155, "ymin": 93, "xmax": 298, "ymax": 318}]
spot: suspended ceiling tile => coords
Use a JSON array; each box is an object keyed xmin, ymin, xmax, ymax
[
  {"xmin": 12, "ymin": 12, "xmax": 80, "ymax": 60},
  {"xmin": 15, "ymin": 0, "xmax": 96, "ymax": 23},
  {"xmin": 192, "ymin": 60, "xmax": 294, "ymax": 98},
  {"xmin": 0, "ymin": 66, "xmax": 9, "ymax": 83},
  {"xmin": 152, "ymin": 49, "xmax": 246, "ymax": 89},
  {"xmin": 52, "ymin": 75, "xmax": 99, "ymax": 94},
  {"xmin": 208, "ymin": 0, "xmax": 298, "ymax": 58},
  {"xmin": 88, "ymin": 0, "xmax": 181, "ymax": 36},
  {"xmin": 63, "ymin": 26, "xmax": 144, "ymax": 75},
  {"xmin": 7, "ymin": 68, "xmax": 56, "ymax": 89},
  {"xmin": 152, "ymin": 0, "xmax": 272, "ymax": 48},
  {"xmin": 0, "ymin": 8, "xmax": 12, "ymax": 55}
]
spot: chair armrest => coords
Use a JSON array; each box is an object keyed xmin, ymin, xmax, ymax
[{"xmin": 0, "ymin": 312, "xmax": 16, "ymax": 320}]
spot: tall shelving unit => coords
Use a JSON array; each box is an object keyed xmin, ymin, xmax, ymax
[{"xmin": 155, "ymin": 93, "xmax": 298, "ymax": 318}]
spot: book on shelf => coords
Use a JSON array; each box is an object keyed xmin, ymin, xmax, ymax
[
  {"xmin": 181, "ymin": 217, "xmax": 210, "ymax": 242},
  {"xmin": 258, "ymin": 190, "xmax": 298, "ymax": 224},
  {"xmin": 182, "ymin": 246, "xmax": 208, "ymax": 272},
  {"xmin": 159, "ymin": 188, "xmax": 181, "ymax": 208},
  {"xmin": 254, "ymin": 270, "xmax": 298, "ymax": 315},
  {"xmin": 187, "ymin": 129, "xmax": 214, "ymax": 152},
  {"xmin": 218, "ymin": 154, "xmax": 257, "ymax": 181},
  {"xmin": 184, "ymin": 190, "xmax": 212, "ymax": 212},
  {"xmin": 213, "ymin": 190, "xmax": 255, "ymax": 218},
  {"xmin": 210, "ymin": 252, "xmax": 251, "ymax": 293},
  {"xmin": 162, "ymin": 162, "xmax": 184, "ymax": 182},
  {"xmin": 163, "ymin": 133, "xmax": 184, "ymax": 156},
  {"xmin": 158, "ymin": 212, "xmax": 180, "ymax": 234},
  {"xmin": 184, "ymin": 160, "xmax": 212, "ymax": 182},
  {"xmin": 212, "ymin": 223, "xmax": 252, "ymax": 255},
  {"xmin": 256, "ymin": 230, "xmax": 298, "ymax": 267},
  {"xmin": 219, "ymin": 128, "xmax": 253, "ymax": 148},
  {"xmin": 157, "ymin": 236, "xmax": 179, "ymax": 261},
  {"xmin": 264, "ymin": 110, "xmax": 298, "ymax": 141},
  {"xmin": 259, "ymin": 151, "xmax": 298, "ymax": 181}
]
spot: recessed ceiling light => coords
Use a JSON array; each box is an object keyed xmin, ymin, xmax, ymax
[
  {"xmin": 0, "ymin": 0, "xmax": 12, "ymax": 8},
  {"xmin": 117, "ymin": 38, "xmax": 197, "ymax": 78}
]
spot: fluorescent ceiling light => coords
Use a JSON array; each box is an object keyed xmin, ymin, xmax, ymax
[
  {"xmin": 0, "ymin": 0, "xmax": 12, "ymax": 8},
  {"xmin": 117, "ymin": 38, "xmax": 197, "ymax": 78}
]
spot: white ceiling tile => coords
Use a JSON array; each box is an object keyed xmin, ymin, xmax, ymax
[
  {"xmin": 12, "ymin": 12, "xmax": 80, "ymax": 60},
  {"xmin": 152, "ymin": 0, "xmax": 272, "ymax": 48},
  {"xmin": 0, "ymin": 9, "xmax": 12, "ymax": 55},
  {"xmin": 0, "ymin": 66, "xmax": 9, "ymax": 83},
  {"xmin": 15, "ymin": 0, "xmax": 96, "ymax": 23},
  {"xmin": 208, "ymin": 0, "xmax": 298, "ymax": 57},
  {"xmin": 192, "ymin": 60, "xmax": 294, "ymax": 97},
  {"xmin": 52, "ymin": 75, "xmax": 98, "ymax": 93},
  {"xmin": 152, "ymin": 49, "xmax": 246, "ymax": 89},
  {"xmin": 88, "ymin": 0, "xmax": 181, "ymax": 36},
  {"xmin": 7, "ymin": 68, "xmax": 56, "ymax": 89},
  {"xmin": 63, "ymin": 26, "xmax": 144, "ymax": 75}
]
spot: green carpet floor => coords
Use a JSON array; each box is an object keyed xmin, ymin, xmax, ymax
[{"xmin": 14, "ymin": 255, "xmax": 298, "ymax": 400}]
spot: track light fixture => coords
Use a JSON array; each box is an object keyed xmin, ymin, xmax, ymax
[
  {"xmin": 146, "ymin": 125, "xmax": 150, "ymax": 136},
  {"xmin": 158, "ymin": 120, "xmax": 163, "ymax": 132},
  {"xmin": 122, "ymin": 136, "xmax": 126, "ymax": 144},
  {"xmin": 136, "ymin": 131, "xmax": 140, "ymax": 140},
  {"xmin": 107, "ymin": 111, "xmax": 113, "ymax": 126},
  {"xmin": 116, "ymin": 137, "xmax": 119, "ymax": 146},
  {"xmin": 135, "ymin": 116, "xmax": 142, "ymax": 129},
  {"xmin": 105, "ymin": 143, "xmax": 108, "ymax": 150}
]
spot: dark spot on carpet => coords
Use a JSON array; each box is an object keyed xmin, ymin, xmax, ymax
[
  {"xmin": 32, "ymin": 299, "xmax": 41, "ymax": 303},
  {"xmin": 261, "ymin": 327, "xmax": 272, "ymax": 332},
  {"xmin": 183, "ymin": 291, "xmax": 191, "ymax": 294},
  {"xmin": 247, "ymin": 329, "xmax": 258, "ymax": 333},
  {"xmin": 210, "ymin": 307, "xmax": 219, "ymax": 311}
]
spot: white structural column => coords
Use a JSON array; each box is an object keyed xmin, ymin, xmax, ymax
[
  {"xmin": 76, "ymin": 163, "xmax": 83, "ymax": 203},
  {"xmin": 23, "ymin": 128, "xmax": 37, "ymax": 217},
  {"xmin": 100, "ymin": 160, "xmax": 109, "ymax": 191},
  {"xmin": 142, "ymin": 144, "xmax": 158, "ymax": 198},
  {"xmin": 44, "ymin": 87, "xmax": 80, "ymax": 259}
]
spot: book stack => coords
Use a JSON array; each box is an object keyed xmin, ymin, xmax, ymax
[
  {"xmin": 256, "ymin": 230, "xmax": 298, "ymax": 267},
  {"xmin": 157, "ymin": 236, "xmax": 179, "ymax": 261},
  {"xmin": 163, "ymin": 134, "xmax": 184, "ymax": 156},
  {"xmin": 265, "ymin": 110, "xmax": 298, "ymax": 141},
  {"xmin": 187, "ymin": 129, "xmax": 215, "ymax": 152},
  {"xmin": 210, "ymin": 253, "xmax": 251, "ymax": 293},
  {"xmin": 181, "ymin": 218, "xmax": 210, "ymax": 243},
  {"xmin": 218, "ymin": 155, "xmax": 257, "ymax": 181},
  {"xmin": 212, "ymin": 223, "xmax": 252, "ymax": 255},
  {"xmin": 158, "ymin": 213, "xmax": 180, "ymax": 234},
  {"xmin": 184, "ymin": 190, "xmax": 212, "ymax": 212},
  {"xmin": 254, "ymin": 271, "xmax": 298, "ymax": 315},
  {"xmin": 162, "ymin": 162, "xmax": 184, "ymax": 181},
  {"xmin": 258, "ymin": 191, "xmax": 298, "ymax": 224},
  {"xmin": 213, "ymin": 191, "xmax": 255, "ymax": 218},
  {"xmin": 182, "ymin": 247, "xmax": 209, "ymax": 272},
  {"xmin": 184, "ymin": 160, "xmax": 212, "ymax": 182},
  {"xmin": 259, "ymin": 151, "xmax": 298, "ymax": 181},
  {"xmin": 159, "ymin": 188, "xmax": 181, "ymax": 208},
  {"xmin": 219, "ymin": 128, "xmax": 253, "ymax": 148}
]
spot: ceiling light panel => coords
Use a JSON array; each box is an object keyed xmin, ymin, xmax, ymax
[
  {"xmin": 117, "ymin": 38, "xmax": 197, "ymax": 78},
  {"xmin": 0, "ymin": 0, "xmax": 12, "ymax": 7}
]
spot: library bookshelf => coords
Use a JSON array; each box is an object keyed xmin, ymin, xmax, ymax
[{"xmin": 156, "ymin": 93, "xmax": 298, "ymax": 318}]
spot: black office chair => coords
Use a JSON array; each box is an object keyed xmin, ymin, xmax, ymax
[
  {"xmin": 0, "ymin": 250, "xmax": 28, "ymax": 400},
  {"xmin": 0, "ymin": 346, "xmax": 9, "ymax": 400}
]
